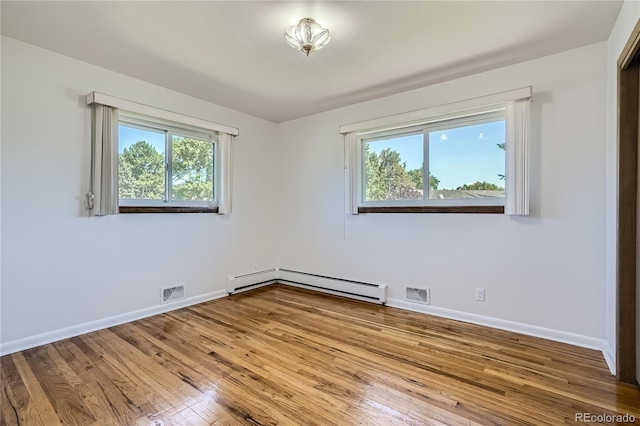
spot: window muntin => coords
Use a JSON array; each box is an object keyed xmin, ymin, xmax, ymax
[
  {"xmin": 118, "ymin": 117, "xmax": 217, "ymax": 208},
  {"xmin": 360, "ymin": 111, "xmax": 505, "ymax": 207}
]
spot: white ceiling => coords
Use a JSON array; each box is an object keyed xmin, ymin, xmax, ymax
[{"xmin": 1, "ymin": 1, "xmax": 622, "ymax": 123}]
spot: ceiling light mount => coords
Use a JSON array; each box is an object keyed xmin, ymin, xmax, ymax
[{"xmin": 285, "ymin": 18, "xmax": 331, "ymax": 57}]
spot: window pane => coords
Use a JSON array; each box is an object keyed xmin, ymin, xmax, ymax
[
  {"xmin": 171, "ymin": 135, "xmax": 214, "ymax": 202},
  {"xmin": 428, "ymin": 120, "xmax": 505, "ymax": 200},
  {"xmin": 118, "ymin": 124, "xmax": 166, "ymax": 200},
  {"xmin": 364, "ymin": 133, "xmax": 423, "ymax": 201}
]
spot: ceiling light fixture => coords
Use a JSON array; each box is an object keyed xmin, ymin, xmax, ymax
[{"xmin": 285, "ymin": 18, "xmax": 331, "ymax": 57}]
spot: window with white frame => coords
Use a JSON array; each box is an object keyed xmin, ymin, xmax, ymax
[
  {"xmin": 342, "ymin": 87, "xmax": 531, "ymax": 215},
  {"xmin": 360, "ymin": 110, "xmax": 505, "ymax": 207},
  {"xmin": 118, "ymin": 114, "xmax": 217, "ymax": 208},
  {"xmin": 86, "ymin": 91, "xmax": 237, "ymax": 216}
]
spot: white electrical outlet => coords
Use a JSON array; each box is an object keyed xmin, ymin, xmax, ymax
[{"xmin": 475, "ymin": 288, "xmax": 485, "ymax": 302}]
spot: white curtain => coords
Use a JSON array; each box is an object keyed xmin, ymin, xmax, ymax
[
  {"xmin": 218, "ymin": 132, "xmax": 235, "ymax": 214},
  {"xmin": 344, "ymin": 132, "xmax": 359, "ymax": 215},
  {"xmin": 90, "ymin": 104, "xmax": 119, "ymax": 216},
  {"xmin": 504, "ymin": 98, "xmax": 531, "ymax": 215}
]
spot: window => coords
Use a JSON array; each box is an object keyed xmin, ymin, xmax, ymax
[
  {"xmin": 361, "ymin": 111, "xmax": 505, "ymax": 208},
  {"xmin": 342, "ymin": 88, "xmax": 531, "ymax": 215},
  {"xmin": 118, "ymin": 115, "xmax": 217, "ymax": 212},
  {"xmin": 86, "ymin": 91, "xmax": 237, "ymax": 216}
]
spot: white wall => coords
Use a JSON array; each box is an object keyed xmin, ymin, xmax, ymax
[
  {"xmin": 0, "ymin": 36, "xmax": 278, "ymax": 345},
  {"xmin": 276, "ymin": 42, "xmax": 608, "ymax": 340},
  {"xmin": 606, "ymin": 0, "xmax": 640, "ymax": 382},
  {"xmin": 0, "ymin": 34, "xmax": 615, "ymax": 357}
]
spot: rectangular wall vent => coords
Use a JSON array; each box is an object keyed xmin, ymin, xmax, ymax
[
  {"xmin": 161, "ymin": 284, "xmax": 185, "ymax": 304},
  {"xmin": 406, "ymin": 287, "xmax": 430, "ymax": 305}
]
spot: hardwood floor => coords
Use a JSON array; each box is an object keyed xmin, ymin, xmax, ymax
[{"xmin": 1, "ymin": 284, "xmax": 639, "ymax": 425}]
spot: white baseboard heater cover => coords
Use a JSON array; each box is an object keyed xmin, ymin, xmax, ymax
[
  {"xmin": 277, "ymin": 268, "xmax": 387, "ymax": 304},
  {"xmin": 227, "ymin": 269, "xmax": 278, "ymax": 294},
  {"xmin": 227, "ymin": 268, "xmax": 387, "ymax": 304}
]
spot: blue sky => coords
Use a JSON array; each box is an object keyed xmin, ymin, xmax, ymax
[
  {"xmin": 366, "ymin": 120, "xmax": 505, "ymax": 189},
  {"xmin": 119, "ymin": 125, "xmax": 165, "ymax": 154}
]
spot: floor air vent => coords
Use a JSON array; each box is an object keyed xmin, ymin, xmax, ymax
[
  {"xmin": 161, "ymin": 284, "xmax": 185, "ymax": 304},
  {"xmin": 406, "ymin": 287, "xmax": 430, "ymax": 304}
]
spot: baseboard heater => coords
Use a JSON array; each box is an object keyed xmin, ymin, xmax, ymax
[
  {"xmin": 227, "ymin": 268, "xmax": 387, "ymax": 304},
  {"xmin": 226, "ymin": 268, "xmax": 278, "ymax": 294},
  {"xmin": 277, "ymin": 268, "xmax": 387, "ymax": 304}
]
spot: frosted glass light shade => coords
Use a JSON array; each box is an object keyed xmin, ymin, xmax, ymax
[{"xmin": 285, "ymin": 18, "xmax": 331, "ymax": 56}]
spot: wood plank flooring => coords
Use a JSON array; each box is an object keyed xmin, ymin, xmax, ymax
[{"xmin": 1, "ymin": 284, "xmax": 639, "ymax": 425}]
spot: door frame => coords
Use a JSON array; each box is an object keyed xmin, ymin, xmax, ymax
[{"xmin": 617, "ymin": 18, "xmax": 640, "ymax": 384}]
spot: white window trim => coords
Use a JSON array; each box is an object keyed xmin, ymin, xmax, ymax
[
  {"xmin": 86, "ymin": 92, "xmax": 238, "ymax": 136},
  {"xmin": 118, "ymin": 115, "xmax": 218, "ymax": 209},
  {"xmin": 357, "ymin": 111, "xmax": 506, "ymax": 208},
  {"xmin": 342, "ymin": 87, "xmax": 532, "ymax": 215},
  {"xmin": 340, "ymin": 87, "xmax": 530, "ymax": 135}
]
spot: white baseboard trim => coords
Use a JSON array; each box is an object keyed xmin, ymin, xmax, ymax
[
  {"xmin": 386, "ymin": 298, "xmax": 609, "ymax": 359},
  {"xmin": 602, "ymin": 340, "xmax": 616, "ymax": 375},
  {"xmin": 1, "ymin": 276, "xmax": 615, "ymax": 379},
  {"xmin": 0, "ymin": 289, "xmax": 227, "ymax": 357}
]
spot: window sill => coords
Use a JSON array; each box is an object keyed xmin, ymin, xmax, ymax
[
  {"xmin": 357, "ymin": 205, "xmax": 504, "ymax": 214},
  {"xmin": 119, "ymin": 206, "xmax": 219, "ymax": 214}
]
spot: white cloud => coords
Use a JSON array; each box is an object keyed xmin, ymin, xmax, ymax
[
  {"xmin": 478, "ymin": 132, "xmax": 487, "ymax": 140},
  {"xmin": 440, "ymin": 132, "xmax": 447, "ymax": 141}
]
